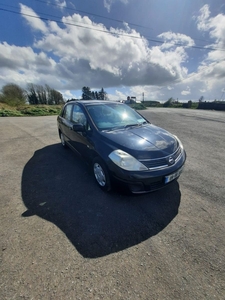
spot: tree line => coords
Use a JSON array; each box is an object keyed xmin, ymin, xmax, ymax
[
  {"xmin": 81, "ymin": 87, "xmax": 108, "ymax": 100},
  {"xmin": 0, "ymin": 83, "xmax": 64, "ymax": 106},
  {"xmin": 0, "ymin": 83, "xmax": 108, "ymax": 106}
]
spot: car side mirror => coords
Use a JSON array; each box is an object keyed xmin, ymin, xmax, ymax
[{"xmin": 72, "ymin": 124, "xmax": 85, "ymax": 132}]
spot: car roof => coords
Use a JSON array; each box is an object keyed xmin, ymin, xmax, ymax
[{"xmin": 65, "ymin": 100, "xmax": 122, "ymax": 106}]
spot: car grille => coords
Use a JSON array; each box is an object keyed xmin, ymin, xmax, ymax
[{"xmin": 140, "ymin": 146, "xmax": 182, "ymax": 170}]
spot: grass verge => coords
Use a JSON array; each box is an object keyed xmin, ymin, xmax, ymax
[{"xmin": 0, "ymin": 104, "xmax": 62, "ymax": 117}]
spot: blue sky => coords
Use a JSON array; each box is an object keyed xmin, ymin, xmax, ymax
[{"xmin": 0, "ymin": 0, "xmax": 225, "ymax": 101}]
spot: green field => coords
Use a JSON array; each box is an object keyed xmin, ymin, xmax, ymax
[{"xmin": 0, "ymin": 103, "xmax": 62, "ymax": 117}]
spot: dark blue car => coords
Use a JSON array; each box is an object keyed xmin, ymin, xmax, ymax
[{"xmin": 57, "ymin": 100, "xmax": 186, "ymax": 193}]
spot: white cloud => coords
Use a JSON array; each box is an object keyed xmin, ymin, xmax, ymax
[
  {"xmin": 181, "ymin": 86, "xmax": 191, "ymax": 96},
  {"xmin": 46, "ymin": 0, "xmax": 67, "ymax": 9},
  {"xmin": 130, "ymin": 85, "xmax": 165, "ymax": 101},
  {"xmin": 103, "ymin": 0, "xmax": 128, "ymax": 13},
  {"xmin": 0, "ymin": 42, "xmax": 58, "ymax": 88},
  {"xmin": 196, "ymin": 5, "xmax": 211, "ymax": 32},
  {"xmin": 19, "ymin": 4, "xmax": 48, "ymax": 33},
  {"xmin": 158, "ymin": 32, "xmax": 195, "ymax": 49},
  {"xmin": 191, "ymin": 4, "xmax": 225, "ymax": 99},
  {"xmin": 115, "ymin": 90, "xmax": 127, "ymax": 99},
  {"xmin": 55, "ymin": 0, "xmax": 67, "ymax": 10},
  {"xmin": 30, "ymin": 11, "xmax": 190, "ymax": 89},
  {"xmin": 62, "ymin": 90, "xmax": 77, "ymax": 100},
  {"xmin": 0, "ymin": 4, "xmax": 224, "ymax": 102},
  {"xmin": 196, "ymin": 4, "xmax": 225, "ymax": 61},
  {"xmin": 0, "ymin": 42, "xmax": 55, "ymax": 70}
]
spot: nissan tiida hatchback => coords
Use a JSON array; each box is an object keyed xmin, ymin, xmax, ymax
[{"xmin": 57, "ymin": 100, "xmax": 186, "ymax": 193}]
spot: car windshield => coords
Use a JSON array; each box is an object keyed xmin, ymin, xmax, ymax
[{"xmin": 86, "ymin": 103, "xmax": 147, "ymax": 131}]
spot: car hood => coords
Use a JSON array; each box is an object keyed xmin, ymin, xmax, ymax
[{"xmin": 100, "ymin": 124, "xmax": 178, "ymax": 159}]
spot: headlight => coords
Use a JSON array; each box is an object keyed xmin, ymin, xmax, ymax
[
  {"xmin": 174, "ymin": 135, "xmax": 184, "ymax": 150},
  {"xmin": 109, "ymin": 149, "xmax": 148, "ymax": 171}
]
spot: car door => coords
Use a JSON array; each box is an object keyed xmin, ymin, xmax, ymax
[
  {"xmin": 59, "ymin": 103, "xmax": 73, "ymax": 144},
  {"xmin": 69, "ymin": 104, "xmax": 94, "ymax": 158}
]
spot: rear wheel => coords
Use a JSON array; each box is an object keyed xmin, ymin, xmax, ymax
[{"xmin": 93, "ymin": 157, "xmax": 111, "ymax": 192}]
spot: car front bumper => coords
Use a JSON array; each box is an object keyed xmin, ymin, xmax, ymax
[{"xmin": 107, "ymin": 151, "xmax": 186, "ymax": 194}]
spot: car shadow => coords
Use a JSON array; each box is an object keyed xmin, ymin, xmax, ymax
[{"xmin": 21, "ymin": 144, "xmax": 181, "ymax": 258}]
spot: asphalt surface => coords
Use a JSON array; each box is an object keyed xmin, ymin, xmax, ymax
[{"xmin": 0, "ymin": 108, "xmax": 225, "ymax": 299}]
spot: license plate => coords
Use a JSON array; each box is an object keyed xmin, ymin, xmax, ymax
[{"xmin": 165, "ymin": 166, "xmax": 184, "ymax": 184}]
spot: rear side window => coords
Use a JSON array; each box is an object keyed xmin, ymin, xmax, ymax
[{"xmin": 62, "ymin": 104, "xmax": 73, "ymax": 121}]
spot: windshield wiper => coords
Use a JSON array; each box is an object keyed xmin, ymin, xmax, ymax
[
  {"xmin": 125, "ymin": 124, "xmax": 139, "ymax": 128},
  {"xmin": 125, "ymin": 123, "xmax": 145, "ymax": 129},
  {"xmin": 102, "ymin": 122, "xmax": 147, "ymax": 131}
]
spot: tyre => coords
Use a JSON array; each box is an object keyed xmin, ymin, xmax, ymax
[
  {"xmin": 60, "ymin": 132, "xmax": 67, "ymax": 148},
  {"xmin": 93, "ymin": 157, "xmax": 111, "ymax": 192}
]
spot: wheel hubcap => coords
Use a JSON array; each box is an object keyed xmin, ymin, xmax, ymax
[{"xmin": 94, "ymin": 163, "xmax": 106, "ymax": 186}]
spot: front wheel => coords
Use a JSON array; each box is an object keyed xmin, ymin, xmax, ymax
[{"xmin": 93, "ymin": 157, "xmax": 111, "ymax": 192}]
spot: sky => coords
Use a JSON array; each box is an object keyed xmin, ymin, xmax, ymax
[{"xmin": 0, "ymin": 0, "xmax": 225, "ymax": 102}]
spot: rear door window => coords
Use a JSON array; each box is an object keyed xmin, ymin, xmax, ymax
[
  {"xmin": 62, "ymin": 104, "xmax": 73, "ymax": 121},
  {"xmin": 71, "ymin": 104, "xmax": 87, "ymax": 125}
]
